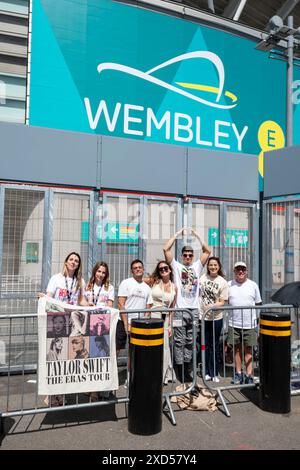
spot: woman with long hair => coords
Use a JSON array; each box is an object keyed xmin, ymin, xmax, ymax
[
  {"xmin": 84, "ymin": 261, "xmax": 114, "ymax": 401},
  {"xmin": 71, "ymin": 337, "xmax": 89, "ymax": 359},
  {"xmin": 144, "ymin": 260, "xmax": 176, "ymax": 385},
  {"xmin": 46, "ymin": 252, "xmax": 86, "ymax": 305},
  {"xmin": 45, "ymin": 337, "xmax": 64, "ymax": 406},
  {"xmin": 43, "ymin": 252, "xmax": 87, "ymax": 406},
  {"xmin": 46, "ymin": 337, "xmax": 63, "ymax": 361},
  {"xmin": 84, "ymin": 261, "xmax": 114, "ymax": 307},
  {"xmin": 70, "ymin": 310, "xmax": 88, "ymax": 336},
  {"xmin": 94, "ymin": 335, "xmax": 110, "ymax": 357},
  {"xmin": 47, "ymin": 315, "xmax": 67, "ymax": 337},
  {"xmin": 199, "ymin": 256, "xmax": 228, "ymax": 382}
]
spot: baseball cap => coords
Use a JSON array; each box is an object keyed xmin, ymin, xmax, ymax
[
  {"xmin": 182, "ymin": 245, "xmax": 194, "ymax": 254},
  {"xmin": 234, "ymin": 261, "xmax": 247, "ymax": 269}
]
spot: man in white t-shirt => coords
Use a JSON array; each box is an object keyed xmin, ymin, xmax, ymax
[
  {"xmin": 117, "ymin": 259, "xmax": 153, "ymax": 352},
  {"xmin": 164, "ymin": 227, "xmax": 210, "ymax": 383},
  {"xmin": 227, "ymin": 261, "xmax": 262, "ymax": 385}
]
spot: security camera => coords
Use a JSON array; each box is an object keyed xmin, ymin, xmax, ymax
[{"xmin": 268, "ymin": 15, "xmax": 284, "ymax": 33}]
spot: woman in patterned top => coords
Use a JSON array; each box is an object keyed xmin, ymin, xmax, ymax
[{"xmin": 199, "ymin": 256, "xmax": 228, "ymax": 383}]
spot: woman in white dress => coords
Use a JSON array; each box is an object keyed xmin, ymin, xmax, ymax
[{"xmin": 144, "ymin": 261, "xmax": 176, "ymax": 385}]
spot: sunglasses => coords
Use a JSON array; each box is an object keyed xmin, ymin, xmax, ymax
[
  {"xmin": 159, "ymin": 266, "xmax": 169, "ymax": 273},
  {"xmin": 235, "ymin": 267, "xmax": 246, "ymax": 272},
  {"xmin": 182, "ymin": 253, "xmax": 193, "ymax": 258}
]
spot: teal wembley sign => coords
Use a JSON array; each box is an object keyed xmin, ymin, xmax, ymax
[{"xmin": 30, "ymin": 0, "xmax": 286, "ymax": 156}]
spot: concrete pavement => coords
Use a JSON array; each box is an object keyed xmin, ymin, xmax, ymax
[{"xmin": 1, "ymin": 386, "xmax": 300, "ymax": 451}]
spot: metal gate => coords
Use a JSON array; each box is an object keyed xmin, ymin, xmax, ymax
[
  {"xmin": 0, "ymin": 185, "xmax": 95, "ymax": 372},
  {"xmin": 263, "ymin": 196, "xmax": 300, "ymax": 302},
  {"xmin": 96, "ymin": 193, "xmax": 182, "ymax": 295},
  {"xmin": 0, "ymin": 184, "xmax": 259, "ymax": 371},
  {"xmin": 185, "ymin": 199, "xmax": 259, "ymax": 280}
]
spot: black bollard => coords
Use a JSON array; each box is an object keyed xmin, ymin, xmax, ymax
[
  {"xmin": 259, "ymin": 311, "xmax": 291, "ymax": 413},
  {"xmin": 128, "ymin": 318, "xmax": 164, "ymax": 435}
]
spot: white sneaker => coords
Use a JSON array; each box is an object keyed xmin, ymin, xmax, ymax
[
  {"xmin": 212, "ymin": 376, "xmax": 220, "ymax": 383},
  {"xmin": 205, "ymin": 374, "xmax": 211, "ymax": 381}
]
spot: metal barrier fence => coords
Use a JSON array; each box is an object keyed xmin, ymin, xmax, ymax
[
  {"xmin": 1, "ymin": 304, "xmax": 298, "ymax": 431},
  {"xmin": 200, "ymin": 304, "xmax": 300, "ymax": 417},
  {"xmin": 0, "ymin": 308, "xmax": 199, "ymax": 431}
]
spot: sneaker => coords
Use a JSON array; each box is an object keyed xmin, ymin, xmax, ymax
[
  {"xmin": 123, "ymin": 379, "xmax": 128, "ymax": 389},
  {"xmin": 231, "ymin": 372, "xmax": 243, "ymax": 385},
  {"xmin": 245, "ymin": 375, "xmax": 254, "ymax": 384},
  {"xmin": 291, "ymin": 381, "xmax": 300, "ymax": 390},
  {"xmin": 212, "ymin": 376, "xmax": 220, "ymax": 383},
  {"xmin": 205, "ymin": 374, "xmax": 211, "ymax": 381}
]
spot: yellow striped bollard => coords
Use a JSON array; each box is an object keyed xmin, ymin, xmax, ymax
[
  {"xmin": 259, "ymin": 311, "xmax": 291, "ymax": 413},
  {"xmin": 128, "ymin": 318, "xmax": 164, "ymax": 435}
]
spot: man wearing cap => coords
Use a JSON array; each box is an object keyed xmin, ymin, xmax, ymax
[
  {"xmin": 164, "ymin": 227, "xmax": 210, "ymax": 384},
  {"xmin": 227, "ymin": 261, "xmax": 262, "ymax": 385}
]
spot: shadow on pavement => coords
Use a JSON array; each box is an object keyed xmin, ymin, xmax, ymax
[
  {"xmin": 41, "ymin": 404, "xmax": 118, "ymax": 426},
  {"xmin": 0, "ymin": 416, "xmax": 15, "ymax": 446},
  {"xmin": 241, "ymin": 385, "xmax": 260, "ymax": 407},
  {"xmin": 41, "ymin": 394, "xmax": 118, "ymax": 426},
  {"xmin": 0, "ymin": 395, "xmax": 120, "ymax": 444}
]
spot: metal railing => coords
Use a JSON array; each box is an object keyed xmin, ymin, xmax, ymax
[
  {"xmin": 0, "ymin": 308, "xmax": 199, "ymax": 430},
  {"xmin": 200, "ymin": 303, "xmax": 300, "ymax": 417},
  {"xmin": 2, "ymin": 303, "xmax": 298, "ymax": 431}
]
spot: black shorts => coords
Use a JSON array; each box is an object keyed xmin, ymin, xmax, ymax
[{"xmin": 116, "ymin": 319, "xmax": 127, "ymax": 350}]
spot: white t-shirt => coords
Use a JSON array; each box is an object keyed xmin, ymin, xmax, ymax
[
  {"xmin": 171, "ymin": 259, "xmax": 204, "ymax": 309},
  {"xmin": 46, "ymin": 273, "xmax": 85, "ymax": 305},
  {"xmin": 85, "ymin": 283, "xmax": 115, "ymax": 307},
  {"xmin": 199, "ymin": 274, "xmax": 229, "ymax": 321},
  {"xmin": 228, "ymin": 278, "xmax": 262, "ymax": 329},
  {"xmin": 118, "ymin": 277, "xmax": 153, "ymax": 324}
]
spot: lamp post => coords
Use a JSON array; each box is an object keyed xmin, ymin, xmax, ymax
[
  {"xmin": 286, "ymin": 15, "xmax": 294, "ymax": 146},
  {"xmin": 256, "ymin": 14, "xmax": 300, "ymax": 147}
]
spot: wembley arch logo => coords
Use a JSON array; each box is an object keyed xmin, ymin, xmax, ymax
[
  {"xmin": 84, "ymin": 50, "xmax": 248, "ymax": 152},
  {"xmin": 96, "ymin": 51, "xmax": 238, "ymax": 110}
]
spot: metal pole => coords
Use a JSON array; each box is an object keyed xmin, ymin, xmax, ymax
[
  {"xmin": 207, "ymin": 0, "xmax": 215, "ymax": 14},
  {"xmin": 284, "ymin": 203, "xmax": 294, "ymax": 284},
  {"xmin": 233, "ymin": 0, "xmax": 248, "ymax": 21},
  {"xmin": 286, "ymin": 15, "xmax": 294, "ymax": 147}
]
